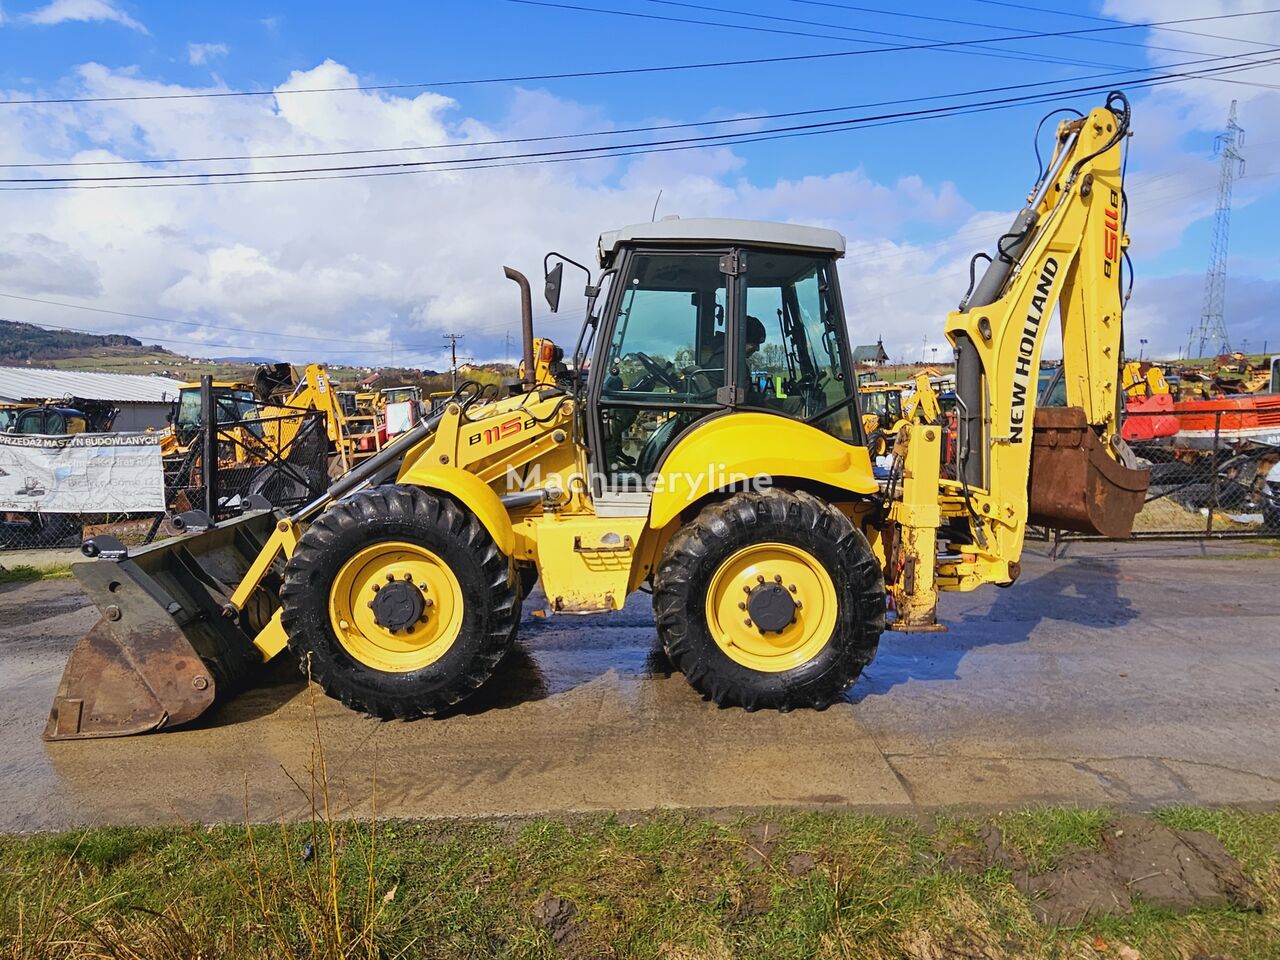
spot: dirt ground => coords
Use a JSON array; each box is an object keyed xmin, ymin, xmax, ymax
[{"xmin": 2, "ymin": 539, "xmax": 1279, "ymax": 832}]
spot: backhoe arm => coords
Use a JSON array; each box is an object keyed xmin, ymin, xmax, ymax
[
  {"xmin": 945, "ymin": 93, "xmax": 1138, "ymax": 558},
  {"xmin": 889, "ymin": 92, "xmax": 1148, "ymax": 628}
]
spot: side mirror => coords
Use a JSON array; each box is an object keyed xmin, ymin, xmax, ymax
[{"xmin": 544, "ymin": 261, "xmax": 564, "ymax": 313}]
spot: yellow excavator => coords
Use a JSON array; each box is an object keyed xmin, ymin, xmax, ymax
[{"xmin": 45, "ymin": 92, "xmax": 1149, "ymax": 739}]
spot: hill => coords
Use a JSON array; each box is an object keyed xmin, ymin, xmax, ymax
[
  {"xmin": 0, "ymin": 318, "xmax": 372, "ymax": 384},
  {"xmin": 0, "ymin": 318, "xmax": 148, "ymax": 362}
]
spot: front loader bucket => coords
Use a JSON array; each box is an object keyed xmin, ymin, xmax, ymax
[
  {"xmin": 45, "ymin": 511, "xmax": 280, "ymax": 741},
  {"xmin": 1028, "ymin": 406, "xmax": 1150, "ymax": 539}
]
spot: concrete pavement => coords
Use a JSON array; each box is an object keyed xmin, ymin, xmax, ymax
[{"xmin": 1, "ymin": 540, "xmax": 1277, "ymax": 832}]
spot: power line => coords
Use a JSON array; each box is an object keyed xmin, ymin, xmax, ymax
[
  {"xmin": 2, "ymin": 51, "xmax": 1237, "ymax": 171},
  {"xmin": 634, "ymin": 0, "xmax": 1120, "ymax": 71},
  {"xmin": 6, "ymin": 51, "xmax": 1278, "ymax": 189},
  {"xmin": 5, "ymin": 4, "xmax": 1277, "ymax": 109},
  {"xmin": 505, "ymin": 0, "xmax": 1280, "ymax": 54},
  {"xmin": 0, "ymin": 291, "xmax": 444, "ymax": 350},
  {"xmin": 0, "ymin": 292, "xmax": 476, "ymax": 355},
  {"xmin": 780, "ymin": 0, "xmax": 1271, "ymax": 61},
  {"xmin": 0, "ymin": 315, "xmax": 439, "ymax": 360},
  {"xmin": 962, "ymin": 0, "xmax": 1280, "ymax": 49},
  {"xmin": 0, "ymin": 53, "xmax": 1218, "ymax": 172}
]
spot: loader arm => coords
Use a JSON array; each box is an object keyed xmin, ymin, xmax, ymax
[{"xmin": 889, "ymin": 92, "xmax": 1148, "ymax": 628}]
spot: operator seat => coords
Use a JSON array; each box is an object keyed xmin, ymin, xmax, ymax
[{"xmin": 636, "ymin": 414, "xmax": 689, "ymax": 477}]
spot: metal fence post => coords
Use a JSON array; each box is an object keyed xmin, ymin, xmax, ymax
[
  {"xmin": 1208, "ymin": 410, "xmax": 1221, "ymax": 535},
  {"xmin": 200, "ymin": 375, "xmax": 218, "ymax": 519}
]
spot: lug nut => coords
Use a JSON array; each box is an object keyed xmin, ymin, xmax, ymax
[
  {"xmin": 788, "ymin": 584, "xmax": 797, "ymax": 593},
  {"xmin": 423, "ymin": 598, "xmax": 434, "ymax": 608},
  {"xmin": 367, "ymin": 600, "xmax": 375, "ymax": 609},
  {"xmin": 371, "ymin": 584, "xmax": 380, "ymax": 593},
  {"xmin": 192, "ymin": 675, "xmax": 209, "ymax": 691},
  {"xmin": 418, "ymin": 582, "xmax": 428, "ymax": 591},
  {"xmin": 742, "ymin": 585, "xmax": 751, "ymax": 594},
  {"xmin": 386, "ymin": 573, "xmax": 395, "ymax": 582},
  {"xmin": 737, "ymin": 601, "xmax": 746, "ymax": 610},
  {"xmin": 756, "ymin": 575, "xmax": 765, "ymax": 584},
  {"xmin": 773, "ymin": 574, "xmax": 783, "ymax": 583},
  {"xmin": 744, "ymin": 619, "xmax": 752, "ymax": 627},
  {"xmin": 795, "ymin": 601, "xmax": 803, "ymax": 610},
  {"xmin": 403, "ymin": 573, "xmax": 413, "ymax": 581}
]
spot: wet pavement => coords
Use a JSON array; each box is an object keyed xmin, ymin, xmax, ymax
[{"xmin": 2, "ymin": 540, "xmax": 1279, "ymax": 832}]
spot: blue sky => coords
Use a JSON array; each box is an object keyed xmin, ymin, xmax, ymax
[{"xmin": 0, "ymin": 0, "xmax": 1277, "ymax": 366}]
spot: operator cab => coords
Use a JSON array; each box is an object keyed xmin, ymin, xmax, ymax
[
  {"xmin": 172, "ymin": 384, "xmax": 259, "ymax": 445},
  {"xmin": 9, "ymin": 405, "xmax": 89, "ymax": 435},
  {"xmin": 584, "ymin": 218, "xmax": 862, "ymax": 489}
]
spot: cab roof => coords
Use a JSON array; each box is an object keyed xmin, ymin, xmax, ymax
[{"xmin": 597, "ymin": 217, "xmax": 846, "ymax": 266}]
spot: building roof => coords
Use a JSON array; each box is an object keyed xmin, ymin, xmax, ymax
[
  {"xmin": 852, "ymin": 342, "xmax": 890, "ymax": 364},
  {"xmin": 598, "ymin": 217, "xmax": 846, "ymax": 265},
  {"xmin": 0, "ymin": 366, "xmax": 186, "ymax": 404}
]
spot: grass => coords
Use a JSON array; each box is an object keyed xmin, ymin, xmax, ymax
[
  {"xmin": 0, "ymin": 563, "xmax": 74, "ymax": 584},
  {"xmin": 1, "ymin": 807, "xmax": 1277, "ymax": 959}
]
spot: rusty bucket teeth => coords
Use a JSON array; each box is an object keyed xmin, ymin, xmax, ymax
[{"xmin": 1028, "ymin": 406, "xmax": 1151, "ymax": 539}]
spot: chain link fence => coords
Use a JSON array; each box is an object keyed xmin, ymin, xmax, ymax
[
  {"xmin": 2, "ymin": 382, "xmax": 332, "ymax": 553},
  {"xmin": 1032, "ymin": 407, "xmax": 1280, "ymax": 542}
]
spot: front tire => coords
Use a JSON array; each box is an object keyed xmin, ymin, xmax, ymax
[
  {"xmin": 279, "ymin": 485, "xmax": 517, "ymax": 719},
  {"xmin": 653, "ymin": 489, "xmax": 884, "ymax": 711}
]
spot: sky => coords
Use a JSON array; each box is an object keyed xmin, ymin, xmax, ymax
[{"xmin": 0, "ymin": 0, "xmax": 1277, "ymax": 371}]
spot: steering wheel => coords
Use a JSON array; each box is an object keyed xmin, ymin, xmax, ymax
[{"xmin": 633, "ymin": 352, "xmax": 681, "ymax": 391}]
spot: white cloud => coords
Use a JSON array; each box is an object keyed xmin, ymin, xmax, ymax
[
  {"xmin": 21, "ymin": 0, "xmax": 146, "ymax": 32},
  {"xmin": 187, "ymin": 42, "xmax": 228, "ymax": 67},
  {"xmin": 0, "ymin": 41, "xmax": 1273, "ymax": 368}
]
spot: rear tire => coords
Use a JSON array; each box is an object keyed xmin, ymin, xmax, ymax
[
  {"xmin": 279, "ymin": 485, "xmax": 516, "ymax": 719},
  {"xmin": 653, "ymin": 489, "xmax": 884, "ymax": 711}
]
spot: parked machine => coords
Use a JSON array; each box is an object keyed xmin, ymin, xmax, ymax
[
  {"xmin": 45, "ymin": 93, "xmax": 1151, "ymax": 739},
  {"xmin": 163, "ymin": 362, "xmax": 379, "ymax": 476}
]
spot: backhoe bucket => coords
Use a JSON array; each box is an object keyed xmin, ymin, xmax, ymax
[
  {"xmin": 1028, "ymin": 406, "xmax": 1150, "ymax": 539},
  {"xmin": 45, "ymin": 511, "xmax": 280, "ymax": 741}
]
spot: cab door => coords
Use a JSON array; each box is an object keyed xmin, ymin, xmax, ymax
[{"xmin": 588, "ymin": 247, "xmax": 740, "ymax": 506}]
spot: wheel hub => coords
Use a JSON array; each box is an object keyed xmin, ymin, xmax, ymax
[
  {"xmin": 746, "ymin": 582, "xmax": 796, "ymax": 633},
  {"xmin": 369, "ymin": 579, "xmax": 427, "ymax": 633},
  {"xmin": 704, "ymin": 542, "xmax": 837, "ymax": 673}
]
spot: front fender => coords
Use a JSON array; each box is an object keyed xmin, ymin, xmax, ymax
[
  {"xmin": 394, "ymin": 463, "xmax": 515, "ymax": 556},
  {"xmin": 649, "ymin": 413, "xmax": 877, "ymax": 530}
]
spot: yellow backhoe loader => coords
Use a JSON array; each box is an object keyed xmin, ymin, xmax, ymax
[{"xmin": 45, "ymin": 92, "xmax": 1150, "ymax": 739}]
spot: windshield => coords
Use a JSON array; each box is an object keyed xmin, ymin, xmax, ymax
[{"xmin": 175, "ymin": 387, "xmax": 258, "ymax": 444}]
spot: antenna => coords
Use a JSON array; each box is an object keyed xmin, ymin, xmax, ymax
[
  {"xmin": 650, "ymin": 189, "xmax": 663, "ymax": 222},
  {"xmin": 1196, "ymin": 100, "xmax": 1245, "ymax": 359}
]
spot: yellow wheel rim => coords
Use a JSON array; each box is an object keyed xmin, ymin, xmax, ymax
[
  {"xmin": 704, "ymin": 542, "xmax": 838, "ymax": 673},
  {"xmin": 328, "ymin": 541, "xmax": 464, "ymax": 673}
]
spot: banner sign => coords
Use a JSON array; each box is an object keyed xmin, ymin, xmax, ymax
[{"xmin": 0, "ymin": 432, "xmax": 165, "ymax": 513}]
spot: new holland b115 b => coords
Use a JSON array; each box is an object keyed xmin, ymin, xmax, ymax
[{"xmin": 46, "ymin": 92, "xmax": 1149, "ymax": 740}]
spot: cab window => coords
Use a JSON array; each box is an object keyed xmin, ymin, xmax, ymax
[
  {"xmin": 598, "ymin": 252, "xmax": 727, "ymax": 481},
  {"xmin": 739, "ymin": 253, "xmax": 858, "ymax": 443}
]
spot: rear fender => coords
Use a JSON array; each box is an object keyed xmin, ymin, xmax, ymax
[{"xmin": 648, "ymin": 413, "xmax": 878, "ymax": 531}]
